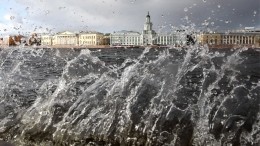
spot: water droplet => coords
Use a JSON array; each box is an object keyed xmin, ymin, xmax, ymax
[
  {"xmin": 225, "ymin": 31, "xmax": 230, "ymax": 35},
  {"xmin": 217, "ymin": 5, "xmax": 221, "ymax": 8},
  {"xmin": 211, "ymin": 22, "xmax": 215, "ymax": 25},
  {"xmin": 253, "ymin": 10, "xmax": 257, "ymax": 17},
  {"xmin": 202, "ymin": 0, "xmax": 206, "ymax": 3},
  {"xmin": 184, "ymin": 7, "xmax": 188, "ymax": 12},
  {"xmin": 10, "ymin": 16, "xmax": 15, "ymax": 20},
  {"xmin": 225, "ymin": 20, "xmax": 229, "ymax": 24},
  {"xmin": 130, "ymin": 0, "xmax": 136, "ymax": 4},
  {"xmin": 45, "ymin": 10, "xmax": 50, "ymax": 15},
  {"xmin": 161, "ymin": 14, "xmax": 164, "ymax": 17},
  {"xmin": 202, "ymin": 20, "xmax": 209, "ymax": 26},
  {"xmin": 58, "ymin": 6, "xmax": 66, "ymax": 10}
]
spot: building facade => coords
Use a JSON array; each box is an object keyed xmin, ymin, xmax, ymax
[
  {"xmin": 110, "ymin": 12, "xmax": 180, "ymax": 47},
  {"xmin": 198, "ymin": 33, "xmax": 221, "ymax": 45},
  {"xmin": 198, "ymin": 32, "xmax": 260, "ymax": 47},
  {"xmin": 52, "ymin": 31, "xmax": 78, "ymax": 46},
  {"xmin": 110, "ymin": 30, "xmax": 141, "ymax": 46},
  {"xmin": 40, "ymin": 31, "xmax": 108, "ymax": 46},
  {"xmin": 41, "ymin": 35, "xmax": 53, "ymax": 46},
  {"xmin": 78, "ymin": 32, "xmax": 104, "ymax": 46},
  {"xmin": 154, "ymin": 33, "xmax": 177, "ymax": 45},
  {"xmin": 110, "ymin": 12, "xmax": 159, "ymax": 46}
]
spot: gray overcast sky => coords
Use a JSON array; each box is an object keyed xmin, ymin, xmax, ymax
[{"xmin": 0, "ymin": 0, "xmax": 259, "ymax": 34}]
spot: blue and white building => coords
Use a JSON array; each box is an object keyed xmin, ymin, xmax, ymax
[
  {"xmin": 110, "ymin": 12, "xmax": 179, "ymax": 46},
  {"xmin": 110, "ymin": 30, "xmax": 141, "ymax": 46}
]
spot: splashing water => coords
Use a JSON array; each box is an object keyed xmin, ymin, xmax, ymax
[{"xmin": 0, "ymin": 46, "xmax": 259, "ymax": 145}]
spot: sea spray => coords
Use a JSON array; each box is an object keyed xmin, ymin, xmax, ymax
[{"xmin": 0, "ymin": 46, "xmax": 259, "ymax": 145}]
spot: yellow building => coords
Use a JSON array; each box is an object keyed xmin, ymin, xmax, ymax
[
  {"xmin": 78, "ymin": 32, "xmax": 104, "ymax": 46},
  {"xmin": 256, "ymin": 35, "xmax": 260, "ymax": 47},
  {"xmin": 198, "ymin": 32, "xmax": 260, "ymax": 47},
  {"xmin": 53, "ymin": 31, "xmax": 78, "ymax": 46},
  {"xmin": 198, "ymin": 33, "xmax": 221, "ymax": 45}
]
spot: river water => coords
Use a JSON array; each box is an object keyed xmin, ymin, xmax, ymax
[{"xmin": 0, "ymin": 46, "xmax": 259, "ymax": 146}]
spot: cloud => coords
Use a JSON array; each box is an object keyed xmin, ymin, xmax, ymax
[
  {"xmin": 1, "ymin": 0, "xmax": 259, "ymax": 34},
  {"xmin": 0, "ymin": 11, "xmax": 25, "ymax": 35}
]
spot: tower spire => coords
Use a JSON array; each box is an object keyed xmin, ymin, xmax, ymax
[
  {"xmin": 142, "ymin": 11, "xmax": 156, "ymax": 46},
  {"xmin": 144, "ymin": 11, "xmax": 152, "ymax": 31},
  {"xmin": 147, "ymin": 11, "xmax": 150, "ymax": 17}
]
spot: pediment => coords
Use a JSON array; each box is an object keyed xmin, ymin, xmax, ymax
[{"xmin": 58, "ymin": 31, "xmax": 75, "ymax": 35}]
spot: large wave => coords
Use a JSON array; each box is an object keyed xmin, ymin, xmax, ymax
[{"xmin": 0, "ymin": 46, "xmax": 259, "ymax": 145}]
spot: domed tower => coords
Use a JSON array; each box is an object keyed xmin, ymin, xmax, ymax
[
  {"xmin": 144, "ymin": 11, "xmax": 153, "ymax": 31},
  {"xmin": 141, "ymin": 11, "xmax": 156, "ymax": 46}
]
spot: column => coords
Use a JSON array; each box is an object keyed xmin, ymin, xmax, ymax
[{"xmin": 162, "ymin": 36, "xmax": 165, "ymax": 45}]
